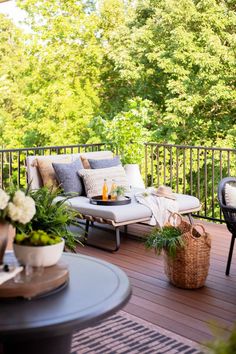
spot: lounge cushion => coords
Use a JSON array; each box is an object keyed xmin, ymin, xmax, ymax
[
  {"xmin": 59, "ymin": 194, "xmax": 152, "ymax": 223},
  {"xmin": 88, "ymin": 156, "xmax": 121, "ymax": 169},
  {"xmin": 52, "ymin": 158, "xmax": 84, "ymax": 195},
  {"xmin": 56, "ymin": 190, "xmax": 200, "ymax": 224},
  {"xmin": 175, "ymin": 193, "xmax": 201, "ymax": 212}
]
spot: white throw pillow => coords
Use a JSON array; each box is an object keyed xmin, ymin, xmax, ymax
[
  {"xmin": 78, "ymin": 165, "xmax": 131, "ymax": 198},
  {"xmin": 225, "ymin": 183, "xmax": 236, "ymax": 207}
]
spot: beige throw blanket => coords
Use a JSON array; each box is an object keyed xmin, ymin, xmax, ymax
[{"xmin": 135, "ymin": 188, "xmax": 179, "ymax": 227}]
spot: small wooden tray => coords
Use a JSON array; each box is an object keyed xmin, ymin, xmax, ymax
[
  {"xmin": 0, "ymin": 262, "xmax": 69, "ymax": 300},
  {"xmin": 90, "ymin": 195, "xmax": 131, "ymax": 206}
]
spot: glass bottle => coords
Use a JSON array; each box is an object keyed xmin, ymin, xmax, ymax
[
  {"xmin": 102, "ymin": 179, "xmax": 108, "ymax": 201},
  {"xmin": 110, "ymin": 179, "xmax": 117, "ymax": 201}
]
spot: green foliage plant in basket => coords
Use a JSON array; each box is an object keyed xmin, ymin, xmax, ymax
[
  {"xmin": 145, "ymin": 213, "xmax": 211, "ymax": 289},
  {"xmin": 145, "ymin": 225, "xmax": 184, "ymax": 258}
]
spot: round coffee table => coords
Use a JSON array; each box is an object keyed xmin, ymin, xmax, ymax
[{"xmin": 0, "ymin": 253, "xmax": 131, "ymax": 354}]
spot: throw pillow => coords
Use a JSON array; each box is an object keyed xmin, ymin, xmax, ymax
[
  {"xmin": 36, "ymin": 157, "xmax": 71, "ymax": 188},
  {"xmin": 80, "ymin": 156, "xmax": 91, "ymax": 169},
  {"xmin": 225, "ymin": 183, "xmax": 236, "ymax": 207},
  {"xmin": 53, "ymin": 158, "xmax": 84, "ymax": 195},
  {"xmin": 78, "ymin": 165, "xmax": 131, "ymax": 198},
  {"xmin": 88, "ymin": 156, "xmax": 121, "ymax": 169}
]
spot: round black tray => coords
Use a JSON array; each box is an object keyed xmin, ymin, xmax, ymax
[{"xmin": 90, "ymin": 195, "xmax": 131, "ymax": 206}]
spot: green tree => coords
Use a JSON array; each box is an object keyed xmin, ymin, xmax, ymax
[
  {"xmin": 102, "ymin": 0, "xmax": 236, "ymax": 147},
  {"xmin": 0, "ymin": 15, "xmax": 30, "ymax": 148}
]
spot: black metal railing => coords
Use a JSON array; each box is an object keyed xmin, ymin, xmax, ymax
[
  {"xmin": 144, "ymin": 143, "xmax": 236, "ymax": 222},
  {"xmin": 1, "ymin": 142, "xmax": 235, "ymax": 222},
  {"xmin": 0, "ymin": 143, "xmax": 116, "ymax": 189}
]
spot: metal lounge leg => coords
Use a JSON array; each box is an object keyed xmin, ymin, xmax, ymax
[
  {"xmin": 85, "ymin": 219, "xmax": 90, "ymax": 234},
  {"xmin": 85, "ymin": 222, "xmax": 121, "ymax": 252},
  {"xmin": 187, "ymin": 213, "xmax": 194, "ymax": 224},
  {"xmin": 226, "ymin": 234, "xmax": 235, "ymax": 276}
]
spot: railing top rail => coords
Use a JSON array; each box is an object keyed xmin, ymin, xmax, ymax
[
  {"xmin": 144, "ymin": 142, "xmax": 236, "ymax": 153},
  {"xmin": 0, "ymin": 143, "xmax": 108, "ymax": 154}
]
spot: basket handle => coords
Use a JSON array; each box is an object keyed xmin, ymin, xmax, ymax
[
  {"xmin": 167, "ymin": 212, "xmax": 183, "ymax": 227},
  {"xmin": 190, "ymin": 223, "xmax": 206, "ymax": 239}
]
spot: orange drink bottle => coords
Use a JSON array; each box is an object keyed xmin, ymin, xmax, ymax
[
  {"xmin": 110, "ymin": 179, "xmax": 117, "ymax": 200},
  {"xmin": 102, "ymin": 179, "xmax": 108, "ymax": 201}
]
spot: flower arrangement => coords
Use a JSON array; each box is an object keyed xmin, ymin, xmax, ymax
[
  {"xmin": 0, "ymin": 186, "xmax": 82, "ymax": 252},
  {"xmin": 15, "ymin": 187, "xmax": 83, "ymax": 251},
  {"xmin": 0, "ymin": 189, "xmax": 36, "ymax": 227}
]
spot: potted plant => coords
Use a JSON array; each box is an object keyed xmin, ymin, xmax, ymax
[
  {"xmin": 145, "ymin": 219, "xmax": 211, "ymax": 289},
  {"xmin": 13, "ymin": 230, "xmax": 65, "ymax": 267},
  {"xmin": 12, "ymin": 187, "xmax": 83, "ymax": 267},
  {"xmin": 114, "ymin": 185, "xmax": 127, "ymax": 201}
]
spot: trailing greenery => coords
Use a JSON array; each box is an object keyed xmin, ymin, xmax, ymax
[
  {"xmin": 145, "ymin": 225, "xmax": 185, "ymax": 258},
  {"xmin": 16, "ymin": 187, "xmax": 83, "ymax": 251}
]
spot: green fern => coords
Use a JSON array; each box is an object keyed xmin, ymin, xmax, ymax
[
  {"xmin": 145, "ymin": 226, "xmax": 185, "ymax": 258},
  {"xmin": 16, "ymin": 187, "xmax": 83, "ymax": 251}
]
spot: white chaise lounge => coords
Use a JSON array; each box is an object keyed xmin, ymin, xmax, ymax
[{"xmin": 26, "ymin": 151, "xmax": 201, "ymax": 251}]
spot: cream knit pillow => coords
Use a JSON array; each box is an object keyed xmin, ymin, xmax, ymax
[
  {"xmin": 225, "ymin": 183, "xmax": 236, "ymax": 207},
  {"xmin": 78, "ymin": 165, "xmax": 130, "ymax": 198}
]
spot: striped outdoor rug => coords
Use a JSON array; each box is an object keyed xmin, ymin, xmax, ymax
[{"xmin": 71, "ymin": 311, "xmax": 204, "ymax": 354}]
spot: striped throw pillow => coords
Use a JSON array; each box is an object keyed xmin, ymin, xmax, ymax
[{"xmin": 78, "ymin": 165, "xmax": 130, "ymax": 198}]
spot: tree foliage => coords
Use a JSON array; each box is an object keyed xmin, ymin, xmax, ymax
[
  {"xmin": 101, "ymin": 0, "xmax": 236, "ymax": 146},
  {"xmin": 0, "ymin": 0, "xmax": 235, "ymax": 149}
]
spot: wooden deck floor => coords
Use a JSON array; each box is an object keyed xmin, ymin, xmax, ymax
[{"xmin": 77, "ymin": 220, "xmax": 236, "ymax": 345}]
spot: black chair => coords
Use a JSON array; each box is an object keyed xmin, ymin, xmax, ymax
[{"xmin": 218, "ymin": 177, "xmax": 236, "ymax": 275}]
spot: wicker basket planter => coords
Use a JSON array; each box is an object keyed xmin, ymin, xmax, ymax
[{"xmin": 163, "ymin": 223, "xmax": 211, "ymax": 289}]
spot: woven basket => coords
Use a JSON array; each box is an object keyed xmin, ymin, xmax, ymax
[{"xmin": 163, "ymin": 214, "xmax": 211, "ymax": 289}]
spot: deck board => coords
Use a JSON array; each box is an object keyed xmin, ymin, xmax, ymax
[{"xmin": 77, "ymin": 220, "xmax": 236, "ymax": 344}]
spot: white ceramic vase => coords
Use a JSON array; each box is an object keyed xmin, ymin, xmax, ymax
[{"xmin": 13, "ymin": 239, "xmax": 65, "ymax": 267}]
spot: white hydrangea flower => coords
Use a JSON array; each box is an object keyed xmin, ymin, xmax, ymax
[
  {"xmin": 8, "ymin": 194, "xmax": 36, "ymax": 224},
  {"xmin": 13, "ymin": 190, "xmax": 27, "ymax": 206},
  {"xmin": 7, "ymin": 202, "xmax": 23, "ymax": 222},
  {"xmin": 0, "ymin": 189, "xmax": 10, "ymax": 210}
]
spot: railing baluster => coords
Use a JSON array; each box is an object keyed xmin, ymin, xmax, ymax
[
  {"xmin": 219, "ymin": 150, "xmax": 223, "ymax": 220},
  {"xmin": 176, "ymin": 148, "xmax": 179, "ymax": 193},
  {"xmin": 183, "ymin": 148, "xmax": 186, "ymax": 194},
  {"xmin": 211, "ymin": 150, "xmax": 215, "ymax": 219},
  {"xmin": 156, "ymin": 146, "xmax": 160, "ymax": 187},
  {"xmin": 189, "ymin": 148, "xmax": 192, "ymax": 195},
  {"xmin": 145, "ymin": 144, "xmax": 148, "ymax": 188},
  {"xmin": 204, "ymin": 149, "xmax": 208, "ymax": 218},
  {"xmin": 170, "ymin": 147, "xmax": 173, "ymax": 188},
  {"xmin": 17, "ymin": 151, "xmax": 21, "ymax": 187},
  {"xmin": 151, "ymin": 145, "xmax": 154, "ymax": 186},
  {"xmin": 197, "ymin": 148, "xmax": 200, "ymax": 205},
  {"xmin": 1, "ymin": 152, "xmax": 3, "ymax": 189}
]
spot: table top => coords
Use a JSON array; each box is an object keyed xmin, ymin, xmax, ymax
[{"xmin": 0, "ymin": 253, "xmax": 131, "ymax": 339}]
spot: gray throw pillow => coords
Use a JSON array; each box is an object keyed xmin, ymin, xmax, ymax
[
  {"xmin": 88, "ymin": 156, "xmax": 121, "ymax": 169},
  {"xmin": 52, "ymin": 158, "xmax": 84, "ymax": 195}
]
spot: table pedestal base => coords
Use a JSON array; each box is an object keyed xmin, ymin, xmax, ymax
[{"xmin": 2, "ymin": 333, "xmax": 72, "ymax": 354}]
